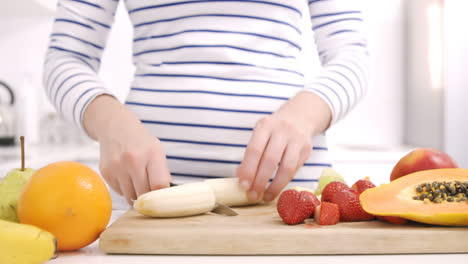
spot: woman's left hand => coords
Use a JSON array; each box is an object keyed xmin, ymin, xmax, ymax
[{"xmin": 236, "ymin": 91, "xmax": 331, "ymax": 202}]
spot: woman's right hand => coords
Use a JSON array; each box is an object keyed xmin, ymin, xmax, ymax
[{"xmin": 83, "ymin": 95, "xmax": 172, "ymax": 204}]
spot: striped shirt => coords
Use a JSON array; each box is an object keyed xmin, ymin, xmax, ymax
[{"xmin": 43, "ymin": 0, "xmax": 369, "ymax": 188}]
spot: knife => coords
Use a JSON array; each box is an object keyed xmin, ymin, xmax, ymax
[{"xmin": 170, "ymin": 182, "xmax": 238, "ymax": 216}]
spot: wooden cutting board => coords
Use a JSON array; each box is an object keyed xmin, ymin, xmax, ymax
[{"xmin": 99, "ymin": 203, "xmax": 468, "ymax": 255}]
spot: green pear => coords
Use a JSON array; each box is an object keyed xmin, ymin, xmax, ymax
[
  {"xmin": 0, "ymin": 136, "xmax": 35, "ymax": 222},
  {"xmin": 315, "ymin": 168, "xmax": 345, "ymax": 195},
  {"xmin": 0, "ymin": 168, "xmax": 35, "ymax": 222}
]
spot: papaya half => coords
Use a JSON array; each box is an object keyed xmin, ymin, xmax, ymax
[{"xmin": 360, "ymin": 168, "xmax": 468, "ymax": 226}]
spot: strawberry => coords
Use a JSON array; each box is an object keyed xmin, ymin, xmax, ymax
[
  {"xmin": 351, "ymin": 179, "xmax": 376, "ymax": 194},
  {"xmin": 277, "ymin": 189, "xmax": 319, "ymax": 225},
  {"xmin": 321, "ymin": 181, "xmax": 350, "ymax": 202},
  {"xmin": 290, "ymin": 187, "xmax": 321, "ymax": 217},
  {"xmin": 308, "ymin": 191, "xmax": 321, "ymax": 218},
  {"xmin": 315, "ymin": 202, "xmax": 340, "ymax": 225},
  {"xmin": 376, "ymin": 215, "xmax": 408, "ymax": 225},
  {"xmin": 330, "ymin": 189, "xmax": 375, "ymax": 221}
]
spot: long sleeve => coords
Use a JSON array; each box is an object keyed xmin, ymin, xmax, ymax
[
  {"xmin": 43, "ymin": 0, "xmax": 119, "ymax": 131},
  {"xmin": 307, "ymin": 0, "xmax": 370, "ymax": 124}
]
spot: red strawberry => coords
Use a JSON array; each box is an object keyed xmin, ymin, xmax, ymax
[
  {"xmin": 315, "ymin": 202, "xmax": 340, "ymax": 225},
  {"xmin": 277, "ymin": 189, "xmax": 319, "ymax": 225},
  {"xmin": 376, "ymin": 216, "xmax": 408, "ymax": 225},
  {"xmin": 351, "ymin": 179, "xmax": 376, "ymax": 194},
  {"xmin": 308, "ymin": 192, "xmax": 321, "ymax": 218},
  {"xmin": 321, "ymin": 181, "xmax": 350, "ymax": 202},
  {"xmin": 330, "ymin": 189, "xmax": 375, "ymax": 221},
  {"xmin": 290, "ymin": 187, "xmax": 321, "ymax": 215}
]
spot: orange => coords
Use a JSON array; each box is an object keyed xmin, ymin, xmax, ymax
[{"xmin": 17, "ymin": 161, "xmax": 112, "ymax": 251}]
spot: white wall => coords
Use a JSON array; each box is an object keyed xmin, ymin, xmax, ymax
[
  {"xmin": 1, "ymin": 0, "xmax": 406, "ymax": 148},
  {"xmin": 326, "ymin": 0, "xmax": 406, "ymax": 149},
  {"xmin": 444, "ymin": 0, "xmax": 468, "ymax": 168},
  {"xmin": 0, "ymin": 2, "xmax": 55, "ymax": 143},
  {"xmin": 405, "ymin": 0, "xmax": 444, "ymax": 150},
  {"xmin": 0, "ymin": 0, "xmax": 133, "ymax": 106},
  {"xmin": 0, "ymin": 1, "xmax": 133, "ymax": 143}
]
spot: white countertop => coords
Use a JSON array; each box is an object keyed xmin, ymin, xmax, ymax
[{"xmin": 46, "ymin": 210, "xmax": 467, "ymax": 264}]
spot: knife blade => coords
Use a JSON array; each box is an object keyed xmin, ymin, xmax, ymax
[
  {"xmin": 170, "ymin": 182, "xmax": 238, "ymax": 216},
  {"xmin": 211, "ymin": 202, "xmax": 239, "ymax": 216}
]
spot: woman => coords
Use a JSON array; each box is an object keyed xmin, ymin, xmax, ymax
[{"xmin": 43, "ymin": 0, "xmax": 369, "ymax": 204}]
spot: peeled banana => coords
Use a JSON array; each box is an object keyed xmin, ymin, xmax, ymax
[
  {"xmin": 0, "ymin": 219, "xmax": 56, "ymax": 264},
  {"xmin": 204, "ymin": 178, "xmax": 261, "ymax": 206},
  {"xmin": 134, "ymin": 182, "xmax": 216, "ymax": 217},
  {"xmin": 134, "ymin": 178, "xmax": 263, "ymax": 218}
]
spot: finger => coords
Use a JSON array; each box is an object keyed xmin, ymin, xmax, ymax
[
  {"xmin": 110, "ymin": 176, "xmax": 123, "ymax": 196},
  {"xmin": 236, "ymin": 119, "xmax": 271, "ymax": 191},
  {"xmin": 298, "ymin": 139, "xmax": 313, "ymax": 166},
  {"xmin": 249, "ymin": 132, "xmax": 288, "ymax": 201},
  {"xmin": 117, "ymin": 172, "xmax": 137, "ymax": 205},
  {"xmin": 100, "ymin": 161, "xmax": 122, "ymax": 195},
  {"xmin": 264, "ymin": 141, "xmax": 301, "ymax": 202},
  {"xmin": 122, "ymin": 152, "xmax": 150, "ymax": 197},
  {"xmin": 147, "ymin": 148, "xmax": 171, "ymax": 190}
]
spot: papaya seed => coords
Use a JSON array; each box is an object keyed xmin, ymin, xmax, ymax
[{"xmin": 415, "ymin": 181, "xmax": 468, "ymax": 203}]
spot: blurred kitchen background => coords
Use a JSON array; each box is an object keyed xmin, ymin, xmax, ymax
[{"xmin": 1, "ymin": 0, "xmax": 467, "ymax": 207}]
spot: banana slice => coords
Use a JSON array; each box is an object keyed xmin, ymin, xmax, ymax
[
  {"xmin": 134, "ymin": 182, "xmax": 216, "ymax": 217},
  {"xmin": 204, "ymin": 178, "xmax": 261, "ymax": 206}
]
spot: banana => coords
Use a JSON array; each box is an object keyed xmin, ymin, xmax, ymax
[
  {"xmin": 133, "ymin": 178, "xmax": 263, "ymax": 218},
  {"xmin": 0, "ymin": 219, "xmax": 56, "ymax": 264},
  {"xmin": 204, "ymin": 178, "xmax": 261, "ymax": 206},
  {"xmin": 134, "ymin": 182, "xmax": 216, "ymax": 217}
]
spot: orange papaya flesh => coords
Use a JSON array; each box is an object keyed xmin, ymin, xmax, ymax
[{"xmin": 360, "ymin": 168, "xmax": 468, "ymax": 226}]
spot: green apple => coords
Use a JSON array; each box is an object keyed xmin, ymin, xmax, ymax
[
  {"xmin": 315, "ymin": 168, "xmax": 346, "ymax": 195},
  {"xmin": 0, "ymin": 168, "xmax": 35, "ymax": 222}
]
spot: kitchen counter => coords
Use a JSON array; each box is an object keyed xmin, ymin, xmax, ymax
[
  {"xmin": 3, "ymin": 143, "xmax": 466, "ymax": 262},
  {"xmin": 47, "ymin": 210, "xmax": 467, "ymax": 264}
]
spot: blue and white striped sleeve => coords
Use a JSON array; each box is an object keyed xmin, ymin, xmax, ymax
[
  {"xmin": 307, "ymin": 0, "xmax": 370, "ymax": 124},
  {"xmin": 43, "ymin": 0, "xmax": 119, "ymax": 132}
]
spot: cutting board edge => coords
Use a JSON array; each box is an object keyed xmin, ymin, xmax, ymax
[
  {"xmin": 99, "ymin": 207, "xmax": 468, "ymax": 255},
  {"xmin": 98, "ymin": 242, "xmax": 468, "ymax": 256},
  {"xmin": 98, "ymin": 228, "xmax": 468, "ymax": 255}
]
